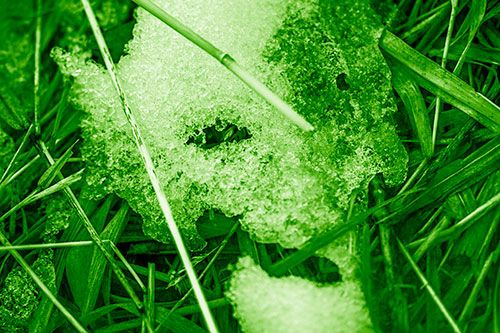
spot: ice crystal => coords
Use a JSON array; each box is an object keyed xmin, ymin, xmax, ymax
[
  {"xmin": 226, "ymin": 257, "xmax": 373, "ymax": 333},
  {"xmin": 54, "ymin": 0, "xmax": 407, "ymax": 255},
  {"xmin": 43, "ymin": 194, "xmax": 72, "ymax": 242},
  {"xmin": 54, "ymin": 0, "xmax": 407, "ymax": 330},
  {"xmin": 0, "ymin": 251, "xmax": 56, "ymax": 332}
]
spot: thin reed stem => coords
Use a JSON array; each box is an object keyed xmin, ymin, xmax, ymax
[
  {"xmin": 130, "ymin": 0, "xmax": 313, "ymax": 132},
  {"xmin": 79, "ymin": 1, "xmax": 218, "ymax": 331},
  {"xmin": 34, "ymin": 0, "xmax": 42, "ymax": 136},
  {"xmin": 397, "ymin": 237, "xmax": 461, "ymax": 333}
]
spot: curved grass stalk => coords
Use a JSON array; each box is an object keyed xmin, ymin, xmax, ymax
[
  {"xmin": 130, "ymin": 0, "xmax": 313, "ymax": 132},
  {"xmin": 79, "ymin": 1, "xmax": 218, "ymax": 332}
]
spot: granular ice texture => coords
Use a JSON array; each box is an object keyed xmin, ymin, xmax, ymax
[
  {"xmin": 226, "ymin": 257, "xmax": 373, "ymax": 333},
  {"xmin": 54, "ymin": 0, "xmax": 407, "ymax": 330},
  {"xmin": 54, "ymin": 0, "xmax": 407, "ymax": 257}
]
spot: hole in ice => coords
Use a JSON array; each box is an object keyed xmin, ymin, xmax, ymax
[
  {"xmin": 186, "ymin": 121, "xmax": 252, "ymax": 149},
  {"xmin": 336, "ymin": 73, "xmax": 350, "ymax": 91}
]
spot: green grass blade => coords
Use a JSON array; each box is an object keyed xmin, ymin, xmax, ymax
[
  {"xmin": 388, "ymin": 57, "xmax": 433, "ymax": 157},
  {"xmin": 79, "ymin": 303, "xmax": 124, "ymax": 326},
  {"xmin": 412, "ymin": 216, "xmax": 451, "ymax": 261},
  {"xmin": 494, "ymin": 266, "xmax": 500, "ymax": 333},
  {"xmin": 458, "ymin": 241, "xmax": 500, "ymax": 327},
  {"xmin": 34, "ymin": 0, "xmax": 42, "ymax": 136},
  {"xmin": 157, "ymin": 221, "xmax": 238, "ymax": 332},
  {"xmin": 380, "ymin": 30, "xmax": 500, "ymax": 131},
  {"xmin": 0, "ymin": 155, "xmax": 40, "ymax": 193},
  {"xmin": 34, "ymin": 140, "xmax": 145, "ymax": 316},
  {"xmin": 453, "ymin": 0, "xmax": 487, "ymax": 74},
  {"xmin": 49, "ymin": 85, "xmax": 70, "ymax": 147},
  {"xmin": 79, "ymin": 1, "xmax": 217, "ymax": 331},
  {"xmin": 130, "ymin": 0, "xmax": 313, "ymax": 132},
  {"xmin": 268, "ymin": 188, "xmax": 421, "ymax": 276},
  {"xmin": 432, "ymin": 0, "xmax": 457, "ymax": 152},
  {"xmin": 66, "ymin": 195, "xmax": 114, "ymax": 311},
  {"xmin": 268, "ymin": 221, "xmax": 357, "ymax": 277},
  {"xmin": 37, "ymin": 140, "xmax": 78, "ymax": 189},
  {"xmin": 430, "ymin": 191, "xmax": 500, "ymax": 242},
  {"xmin": 0, "ymin": 124, "xmax": 34, "ymax": 184},
  {"xmin": 0, "ymin": 169, "xmax": 84, "ymax": 223},
  {"xmin": 0, "ymin": 232, "xmax": 87, "ymax": 332},
  {"xmin": 147, "ymin": 262, "xmax": 156, "ymax": 329},
  {"xmin": 392, "ymin": 137, "xmax": 500, "ymax": 219},
  {"xmin": 108, "ymin": 241, "xmax": 146, "ymax": 292},
  {"xmin": 396, "ymin": 237, "xmax": 462, "ymax": 333},
  {"xmin": 0, "ymin": 240, "xmax": 97, "ymax": 251},
  {"xmin": 82, "ymin": 202, "xmax": 130, "ymax": 314},
  {"xmin": 399, "ymin": 2, "xmax": 450, "ymax": 44},
  {"xmin": 155, "ymin": 306, "xmax": 210, "ymax": 333}
]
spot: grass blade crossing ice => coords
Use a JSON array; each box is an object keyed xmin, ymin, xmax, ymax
[
  {"xmin": 130, "ymin": 0, "xmax": 314, "ymax": 132},
  {"xmin": 79, "ymin": 1, "xmax": 218, "ymax": 332}
]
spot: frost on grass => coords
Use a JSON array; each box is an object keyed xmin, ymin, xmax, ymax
[
  {"xmin": 53, "ymin": 0, "xmax": 407, "ymax": 255},
  {"xmin": 226, "ymin": 257, "xmax": 372, "ymax": 333},
  {"xmin": 0, "ymin": 251, "xmax": 56, "ymax": 332}
]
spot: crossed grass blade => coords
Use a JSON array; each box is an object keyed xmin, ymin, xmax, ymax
[
  {"xmin": 396, "ymin": 236, "xmax": 462, "ymax": 333},
  {"xmin": 0, "ymin": 231, "xmax": 87, "ymax": 332}
]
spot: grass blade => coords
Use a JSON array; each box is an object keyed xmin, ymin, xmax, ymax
[
  {"xmin": 37, "ymin": 140, "xmax": 78, "ymax": 189},
  {"xmin": 82, "ymin": 202, "xmax": 130, "ymax": 314},
  {"xmin": 392, "ymin": 137, "xmax": 500, "ymax": 220},
  {"xmin": 34, "ymin": 0, "xmax": 42, "ymax": 136},
  {"xmin": 380, "ymin": 30, "xmax": 500, "ymax": 131},
  {"xmin": 0, "ymin": 169, "xmax": 84, "ymax": 223},
  {"xmin": 79, "ymin": 1, "xmax": 217, "ymax": 331},
  {"xmin": 453, "ymin": 0, "xmax": 487, "ymax": 74},
  {"xmin": 494, "ymin": 266, "xmax": 500, "ymax": 333},
  {"xmin": 458, "ymin": 241, "xmax": 500, "ymax": 327},
  {"xmin": 388, "ymin": 57, "xmax": 433, "ymax": 157},
  {"xmin": 146, "ymin": 263, "xmax": 156, "ymax": 330},
  {"xmin": 0, "ymin": 125, "xmax": 34, "ymax": 184},
  {"xmin": 35, "ymin": 140, "xmax": 145, "ymax": 319},
  {"xmin": 0, "ymin": 240, "xmax": 98, "ymax": 251},
  {"xmin": 0, "ymin": 232, "xmax": 87, "ymax": 332},
  {"xmin": 432, "ymin": 0, "xmax": 458, "ymax": 153},
  {"xmin": 66, "ymin": 196, "xmax": 114, "ymax": 311},
  {"xmin": 130, "ymin": 0, "xmax": 313, "ymax": 132},
  {"xmin": 157, "ymin": 221, "xmax": 239, "ymax": 332},
  {"xmin": 396, "ymin": 237, "xmax": 461, "ymax": 333}
]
